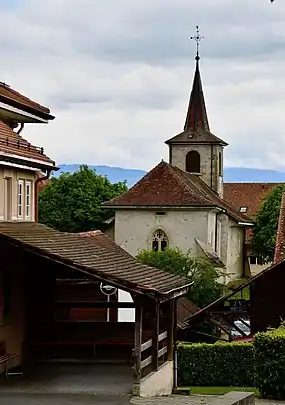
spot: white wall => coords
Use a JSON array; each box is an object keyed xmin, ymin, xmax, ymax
[
  {"xmin": 115, "ymin": 209, "xmax": 209, "ymax": 257},
  {"xmin": 226, "ymin": 221, "xmax": 245, "ymax": 282},
  {"xmin": 207, "ymin": 211, "xmax": 216, "ymax": 249},
  {"xmin": 170, "ymin": 144, "xmax": 223, "ymax": 194}
]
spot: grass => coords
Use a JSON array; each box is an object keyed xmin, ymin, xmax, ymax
[{"xmin": 177, "ymin": 386, "xmax": 259, "ymax": 396}]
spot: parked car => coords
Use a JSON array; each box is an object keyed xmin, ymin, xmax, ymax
[{"xmin": 230, "ymin": 319, "xmax": 251, "ymax": 338}]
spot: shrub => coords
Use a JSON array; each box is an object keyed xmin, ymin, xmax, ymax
[
  {"xmin": 178, "ymin": 342, "xmax": 255, "ymax": 387},
  {"xmin": 255, "ymin": 325, "xmax": 285, "ymax": 399}
]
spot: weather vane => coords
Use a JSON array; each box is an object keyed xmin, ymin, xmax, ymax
[{"xmin": 190, "ymin": 25, "xmax": 204, "ymax": 60}]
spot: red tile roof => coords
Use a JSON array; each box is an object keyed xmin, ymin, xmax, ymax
[
  {"xmin": 274, "ymin": 192, "xmax": 285, "ymax": 264},
  {"xmin": 105, "ymin": 160, "xmax": 252, "ymax": 224},
  {"xmin": 223, "ymin": 183, "xmax": 282, "ymax": 218},
  {"xmin": 0, "ymin": 82, "xmax": 50, "ymax": 114},
  {"xmin": 224, "ymin": 183, "xmax": 284, "ymax": 241},
  {"xmin": 0, "ymin": 119, "xmax": 56, "ymax": 169},
  {"xmin": 0, "ymin": 222, "xmax": 191, "ymax": 297},
  {"xmin": 177, "ymin": 297, "xmax": 200, "ymax": 328}
]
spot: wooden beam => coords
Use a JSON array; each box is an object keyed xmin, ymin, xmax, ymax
[
  {"xmin": 158, "ymin": 331, "xmax": 167, "ymax": 342},
  {"xmin": 158, "ymin": 287, "xmax": 190, "ymax": 303},
  {"xmin": 133, "ymin": 304, "xmax": 142, "ymax": 384},
  {"xmin": 141, "ymin": 355, "xmax": 152, "ymax": 369},
  {"xmin": 173, "ymin": 298, "xmax": 178, "ymax": 389},
  {"xmin": 167, "ymin": 299, "xmax": 174, "ymax": 361},
  {"xmin": 152, "ymin": 302, "xmax": 159, "ymax": 371},
  {"xmin": 55, "ymin": 301, "xmax": 135, "ymax": 308},
  {"xmin": 141, "ymin": 338, "xmax": 152, "ymax": 353},
  {"xmin": 158, "ymin": 346, "xmax": 168, "ymax": 358}
]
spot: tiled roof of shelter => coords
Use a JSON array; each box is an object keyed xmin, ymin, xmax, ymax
[{"xmin": 0, "ymin": 223, "xmax": 191, "ymax": 297}]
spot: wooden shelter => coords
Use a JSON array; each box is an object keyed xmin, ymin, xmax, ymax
[
  {"xmin": 187, "ymin": 259, "xmax": 285, "ymax": 338},
  {"xmin": 0, "ymin": 222, "xmax": 191, "ymax": 396}
]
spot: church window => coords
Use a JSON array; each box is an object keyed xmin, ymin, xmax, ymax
[
  {"xmin": 186, "ymin": 150, "xmax": 200, "ymax": 173},
  {"xmin": 218, "ymin": 152, "xmax": 222, "ymax": 176},
  {"xmin": 152, "ymin": 230, "xmax": 168, "ymax": 252}
]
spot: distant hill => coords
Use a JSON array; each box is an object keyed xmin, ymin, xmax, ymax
[{"xmin": 55, "ymin": 164, "xmax": 285, "ymax": 187}]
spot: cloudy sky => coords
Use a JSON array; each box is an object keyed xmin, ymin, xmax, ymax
[{"xmin": 1, "ymin": 0, "xmax": 285, "ymax": 171}]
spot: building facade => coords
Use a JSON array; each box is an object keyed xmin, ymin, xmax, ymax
[
  {"xmin": 0, "ymin": 82, "xmax": 58, "ymax": 223},
  {"xmin": 104, "ymin": 54, "xmax": 252, "ymax": 283}
]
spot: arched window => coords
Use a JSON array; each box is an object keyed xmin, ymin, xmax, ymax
[
  {"xmin": 152, "ymin": 230, "xmax": 168, "ymax": 252},
  {"xmin": 186, "ymin": 150, "xmax": 200, "ymax": 173}
]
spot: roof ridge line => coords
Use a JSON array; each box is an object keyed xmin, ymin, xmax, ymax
[{"xmin": 169, "ymin": 163, "xmax": 215, "ymax": 206}]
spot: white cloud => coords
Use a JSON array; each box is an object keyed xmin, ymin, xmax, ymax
[{"xmin": 1, "ymin": 0, "xmax": 285, "ymax": 170}]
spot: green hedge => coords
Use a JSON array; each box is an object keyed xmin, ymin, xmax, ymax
[
  {"xmin": 178, "ymin": 342, "xmax": 255, "ymax": 387},
  {"xmin": 255, "ymin": 326, "xmax": 285, "ymax": 399}
]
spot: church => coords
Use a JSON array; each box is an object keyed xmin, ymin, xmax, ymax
[{"xmin": 104, "ymin": 45, "xmax": 253, "ymax": 284}]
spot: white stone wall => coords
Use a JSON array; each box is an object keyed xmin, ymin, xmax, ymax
[
  {"xmin": 114, "ymin": 209, "xmax": 209, "ymax": 257},
  {"xmin": 113, "ymin": 208, "xmax": 245, "ymax": 284},
  {"xmin": 226, "ymin": 221, "xmax": 245, "ymax": 282},
  {"xmin": 207, "ymin": 210, "xmax": 216, "ymax": 249},
  {"xmin": 170, "ymin": 144, "xmax": 224, "ymax": 195}
]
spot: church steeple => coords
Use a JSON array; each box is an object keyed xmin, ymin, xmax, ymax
[
  {"xmin": 184, "ymin": 56, "xmax": 210, "ymax": 133},
  {"xmin": 165, "ymin": 26, "xmax": 227, "ymax": 146},
  {"xmin": 165, "ymin": 26, "xmax": 227, "ymax": 197}
]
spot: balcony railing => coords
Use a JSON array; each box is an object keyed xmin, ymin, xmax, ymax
[{"xmin": 1, "ymin": 136, "xmax": 44, "ymax": 155}]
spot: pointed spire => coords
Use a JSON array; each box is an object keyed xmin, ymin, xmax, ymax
[
  {"xmin": 165, "ymin": 26, "xmax": 228, "ymax": 147},
  {"xmin": 185, "ymin": 26, "xmax": 209, "ymax": 132},
  {"xmin": 184, "ymin": 57, "xmax": 210, "ymax": 132}
]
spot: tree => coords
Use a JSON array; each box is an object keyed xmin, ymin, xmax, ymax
[
  {"xmin": 136, "ymin": 248, "xmax": 223, "ymax": 308},
  {"xmin": 251, "ymin": 184, "xmax": 285, "ymax": 264},
  {"xmin": 39, "ymin": 165, "xmax": 127, "ymax": 232}
]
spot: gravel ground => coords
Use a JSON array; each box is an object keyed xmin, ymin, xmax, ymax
[
  {"xmin": 1, "ymin": 393, "xmax": 131, "ymax": 405},
  {"xmin": 3, "ymin": 392, "xmax": 285, "ymax": 405}
]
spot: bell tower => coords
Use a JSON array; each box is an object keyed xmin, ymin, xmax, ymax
[{"xmin": 165, "ymin": 26, "xmax": 227, "ymax": 197}]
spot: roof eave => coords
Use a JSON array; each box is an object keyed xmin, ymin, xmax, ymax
[
  {"xmin": 0, "ymin": 152, "xmax": 59, "ymax": 172},
  {"xmin": 0, "ymin": 94, "xmax": 54, "ymax": 121},
  {"xmin": 156, "ymin": 282, "xmax": 193, "ymax": 302},
  {"xmin": 102, "ymin": 204, "xmax": 222, "ymax": 210},
  {"xmin": 165, "ymin": 139, "xmax": 228, "ymax": 147}
]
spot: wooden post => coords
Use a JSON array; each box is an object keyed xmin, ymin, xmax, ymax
[
  {"xmin": 133, "ymin": 303, "xmax": 142, "ymax": 384},
  {"xmin": 152, "ymin": 301, "xmax": 159, "ymax": 371},
  {"xmin": 173, "ymin": 298, "xmax": 178, "ymax": 389},
  {"xmin": 167, "ymin": 299, "xmax": 174, "ymax": 361}
]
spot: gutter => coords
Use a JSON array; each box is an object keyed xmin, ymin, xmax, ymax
[
  {"xmin": 16, "ymin": 122, "xmax": 24, "ymax": 135},
  {"xmin": 238, "ymin": 221, "xmax": 254, "ymax": 227},
  {"xmin": 0, "ymin": 150, "xmax": 59, "ymax": 171},
  {"xmin": 35, "ymin": 170, "xmax": 52, "ymax": 222}
]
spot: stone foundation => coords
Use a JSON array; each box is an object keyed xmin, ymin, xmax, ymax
[{"xmin": 133, "ymin": 361, "xmax": 173, "ymax": 398}]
